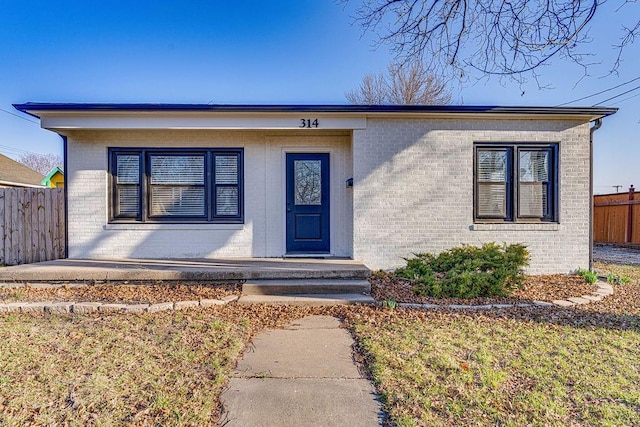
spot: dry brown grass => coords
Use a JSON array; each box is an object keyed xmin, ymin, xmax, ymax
[
  {"xmin": 2, "ymin": 267, "xmax": 640, "ymax": 426},
  {"xmin": 0, "ymin": 304, "xmax": 337, "ymax": 426}
]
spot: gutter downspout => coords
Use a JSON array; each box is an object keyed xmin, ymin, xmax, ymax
[
  {"xmin": 589, "ymin": 118, "xmax": 603, "ymax": 270},
  {"xmin": 59, "ymin": 134, "xmax": 68, "ymax": 259}
]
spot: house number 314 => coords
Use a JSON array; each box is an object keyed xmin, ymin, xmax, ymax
[{"xmin": 299, "ymin": 119, "xmax": 319, "ymax": 128}]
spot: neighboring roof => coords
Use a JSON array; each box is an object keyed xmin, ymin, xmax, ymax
[
  {"xmin": 0, "ymin": 153, "xmax": 45, "ymax": 187},
  {"xmin": 40, "ymin": 166, "xmax": 64, "ymax": 186},
  {"xmin": 14, "ymin": 102, "xmax": 618, "ymax": 120}
]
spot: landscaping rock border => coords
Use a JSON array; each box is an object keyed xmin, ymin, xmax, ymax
[
  {"xmin": 395, "ymin": 279, "xmax": 613, "ymax": 310},
  {"xmin": 1, "ymin": 279, "xmax": 614, "ymax": 313},
  {"xmin": 0, "ymin": 281, "xmax": 239, "ymax": 314}
]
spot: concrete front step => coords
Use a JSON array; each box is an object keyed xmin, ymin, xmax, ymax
[
  {"xmin": 242, "ymin": 279, "xmax": 371, "ymax": 295},
  {"xmin": 237, "ymin": 293, "xmax": 376, "ymax": 306}
]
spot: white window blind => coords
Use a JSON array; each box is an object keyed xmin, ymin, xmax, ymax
[
  {"xmin": 117, "ymin": 155, "xmax": 139, "ymax": 184},
  {"xmin": 115, "ymin": 154, "xmax": 140, "ymax": 217},
  {"xmin": 150, "ymin": 187, "xmax": 205, "ymax": 216},
  {"xmin": 519, "ymin": 150, "xmax": 550, "ymax": 218},
  {"xmin": 150, "ymin": 156, "xmax": 204, "ymax": 185},
  {"xmin": 149, "ymin": 155, "xmax": 205, "ymax": 217},
  {"xmin": 215, "ymin": 156, "xmax": 238, "ymax": 184},
  {"xmin": 214, "ymin": 154, "xmax": 240, "ymax": 217},
  {"xmin": 477, "ymin": 150, "xmax": 508, "ymax": 218}
]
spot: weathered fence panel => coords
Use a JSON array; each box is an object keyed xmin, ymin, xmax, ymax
[
  {"xmin": 594, "ymin": 185, "xmax": 640, "ymax": 245},
  {"xmin": 0, "ymin": 188, "xmax": 65, "ymax": 266}
]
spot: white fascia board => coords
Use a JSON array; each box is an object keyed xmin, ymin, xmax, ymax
[
  {"xmin": 362, "ymin": 111, "xmax": 597, "ymax": 122},
  {"xmin": 38, "ymin": 112, "xmax": 368, "ymax": 131},
  {"xmin": 34, "ymin": 110, "xmax": 597, "ymax": 132}
]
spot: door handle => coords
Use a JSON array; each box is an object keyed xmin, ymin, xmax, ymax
[{"xmin": 286, "ymin": 202, "xmax": 292, "ymax": 212}]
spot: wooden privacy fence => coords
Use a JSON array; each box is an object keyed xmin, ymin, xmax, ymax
[
  {"xmin": 594, "ymin": 185, "xmax": 640, "ymax": 245},
  {"xmin": 0, "ymin": 188, "xmax": 65, "ymax": 266}
]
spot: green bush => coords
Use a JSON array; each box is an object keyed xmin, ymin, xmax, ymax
[
  {"xmin": 395, "ymin": 243, "xmax": 530, "ymax": 298},
  {"xmin": 576, "ymin": 268, "xmax": 598, "ymax": 284}
]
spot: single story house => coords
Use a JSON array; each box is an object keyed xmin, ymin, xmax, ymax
[
  {"xmin": 0, "ymin": 153, "xmax": 45, "ymax": 188},
  {"xmin": 13, "ymin": 103, "xmax": 616, "ymax": 274},
  {"xmin": 40, "ymin": 166, "xmax": 64, "ymax": 188}
]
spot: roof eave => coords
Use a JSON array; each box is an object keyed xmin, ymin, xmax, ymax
[{"xmin": 13, "ymin": 102, "xmax": 618, "ymax": 122}]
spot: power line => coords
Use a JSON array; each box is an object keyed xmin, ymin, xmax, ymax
[
  {"xmin": 612, "ymin": 91, "xmax": 640, "ymax": 106},
  {"xmin": 556, "ymin": 75, "xmax": 640, "ymax": 106},
  {"xmin": 593, "ymin": 84, "xmax": 640, "ymax": 105},
  {"xmin": 0, "ymin": 144, "xmax": 48, "ymax": 159},
  {"xmin": 0, "ymin": 107, "xmax": 39, "ymax": 125},
  {"xmin": 0, "ymin": 144, "xmax": 38, "ymax": 155}
]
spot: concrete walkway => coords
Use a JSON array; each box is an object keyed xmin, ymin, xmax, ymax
[{"xmin": 221, "ymin": 315, "xmax": 383, "ymax": 426}]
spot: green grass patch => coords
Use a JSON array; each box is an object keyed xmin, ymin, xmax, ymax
[
  {"xmin": 352, "ymin": 312, "xmax": 640, "ymax": 426},
  {"xmin": 0, "ymin": 311, "xmax": 248, "ymax": 425},
  {"xmin": 595, "ymin": 261, "xmax": 640, "ymax": 284}
]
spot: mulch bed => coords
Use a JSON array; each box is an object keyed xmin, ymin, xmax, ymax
[
  {"xmin": 369, "ymin": 272, "xmax": 598, "ymax": 305},
  {"xmin": 0, "ymin": 281, "xmax": 241, "ymax": 304},
  {"xmin": 1, "ymin": 274, "xmax": 599, "ymax": 306}
]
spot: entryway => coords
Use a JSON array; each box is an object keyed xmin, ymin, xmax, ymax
[{"xmin": 285, "ymin": 153, "xmax": 330, "ymax": 254}]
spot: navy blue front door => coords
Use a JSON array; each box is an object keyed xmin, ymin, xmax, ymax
[{"xmin": 286, "ymin": 153, "xmax": 330, "ymax": 253}]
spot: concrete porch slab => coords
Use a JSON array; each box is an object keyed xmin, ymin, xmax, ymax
[{"xmin": 0, "ymin": 258, "xmax": 370, "ymax": 282}]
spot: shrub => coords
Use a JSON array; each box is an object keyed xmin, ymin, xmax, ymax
[
  {"xmin": 606, "ymin": 273, "xmax": 630, "ymax": 285},
  {"xmin": 395, "ymin": 243, "xmax": 530, "ymax": 298},
  {"xmin": 576, "ymin": 268, "xmax": 598, "ymax": 284}
]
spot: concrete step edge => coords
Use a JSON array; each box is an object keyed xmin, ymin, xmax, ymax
[
  {"xmin": 237, "ymin": 293, "xmax": 376, "ymax": 306},
  {"xmin": 242, "ymin": 279, "xmax": 371, "ymax": 295}
]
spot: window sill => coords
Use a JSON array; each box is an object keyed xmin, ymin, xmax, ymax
[
  {"xmin": 104, "ymin": 223, "xmax": 244, "ymax": 231},
  {"xmin": 471, "ymin": 223, "xmax": 560, "ymax": 231}
]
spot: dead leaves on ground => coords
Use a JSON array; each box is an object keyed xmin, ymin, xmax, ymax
[
  {"xmin": 0, "ymin": 281, "xmax": 241, "ymax": 304},
  {"xmin": 369, "ymin": 272, "xmax": 597, "ymax": 305}
]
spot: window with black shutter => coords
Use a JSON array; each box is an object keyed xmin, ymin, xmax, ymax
[
  {"xmin": 474, "ymin": 143, "xmax": 557, "ymax": 223},
  {"xmin": 109, "ymin": 148, "xmax": 243, "ymax": 223}
]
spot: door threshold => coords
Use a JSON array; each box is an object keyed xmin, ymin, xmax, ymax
[{"xmin": 283, "ymin": 252, "xmax": 332, "ymax": 259}]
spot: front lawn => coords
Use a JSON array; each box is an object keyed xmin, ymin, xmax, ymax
[
  {"xmin": 0, "ymin": 304, "xmax": 320, "ymax": 425},
  {"xmin": 349, "ymin": 261, "xmax": 640, "ymax": 426},
  {"xmin": 349, "ymin": 307, "xmax": 640, "ymax": 426},
  {"xmin": 0, "ymin": 310, "xmax": 249, "ymax": 425},
  {"xmin": 2, "ymin": 263, "xmax": 640, "ymax": 426}
]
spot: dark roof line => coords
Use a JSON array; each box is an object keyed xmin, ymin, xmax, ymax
[{"xmin": 13, "ymin": 102, "xmax": 618, "ymax": 118}]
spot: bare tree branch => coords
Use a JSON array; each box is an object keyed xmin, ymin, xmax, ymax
[
  {"xmin": 349, "ymin": 0, "xmax": 639, "ymax": 83},
  {"xmin": 346, "ymin": 72, "xmax": 389, "ymax": 103},
  {"xmin": 17, "ymin": 153, "xmax": 62, "ymax": 176},
  {"xmin": 346, "ymin": 61, "xmax": 452, "ymax": 104}
]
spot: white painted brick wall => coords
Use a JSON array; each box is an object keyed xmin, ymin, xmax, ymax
[
  {"xmin": 352, "ymin": 118, "xmax": 591, "ymax": 274},
  {"xmin": 66, "ymin": 130, "xmax": 352, "ymax": 259},
  {"xmin": 65, "ymin": 118, "xmax": 593, "ymax": 274}
]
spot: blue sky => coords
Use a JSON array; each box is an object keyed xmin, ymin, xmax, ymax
[{"xmin": 1, "ymin": 0, "xmax": 638, "ymax": 193}]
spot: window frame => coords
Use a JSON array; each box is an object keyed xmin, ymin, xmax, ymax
[
  {"xmin": 474, "ymin": 143, "xmax": 558, "ymax": 223},
  {"xmin": 111, "ymin": 151, "xmax": 143, "ymax": 220},
  {"xmin": 109, "ymin": 147, "xmax": 244, "ymax": 224}
]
